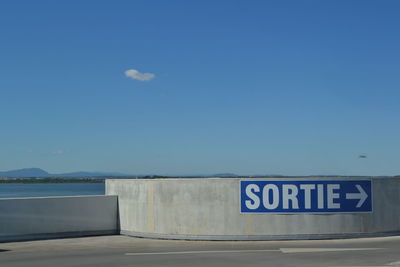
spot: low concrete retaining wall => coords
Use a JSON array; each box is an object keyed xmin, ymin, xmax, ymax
[
  {"xmin": 106, "ymin": 177, "xmax": 400, "ymax": 240},
  {"xmin": 0, "ymin": 195, "xmax": 118, "ymax": 242}
]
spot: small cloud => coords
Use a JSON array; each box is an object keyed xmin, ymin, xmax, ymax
[
  {"xmin": 51, "ymin": 150, "xmax": 66, "ymax": 155},
  {"xmin": 124, "ymin": 69, "xmax": 155, "ymax": 82}
]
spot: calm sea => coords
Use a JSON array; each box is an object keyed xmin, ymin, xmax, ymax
[{"xmin": 0, "ymin": 183, "xmax": 105, "ymax": 198}]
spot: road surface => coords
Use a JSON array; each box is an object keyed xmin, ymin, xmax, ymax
[{"xmin": 1, "ymin": 235, "xmax": 400, "ymax": 267}]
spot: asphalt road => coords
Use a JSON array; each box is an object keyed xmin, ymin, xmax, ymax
[{"xmin": 1, "ymin": 235, "xmax": 400, "ymax": 267}]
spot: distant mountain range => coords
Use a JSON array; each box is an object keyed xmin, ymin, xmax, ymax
[
  {"xmin": 1, "ymin": 168, "xmax": 390, "ymax": 179},
  {"xmin": 0, "ymin": 168, "xmax": 247, "ymax": 178},
  {"xmin": 0, "ymin": 168, "xmax": 126, "ymax": 178},
  {"xmin": 0, "ymin": 168, "xmax": 243, "ymax": 178}
]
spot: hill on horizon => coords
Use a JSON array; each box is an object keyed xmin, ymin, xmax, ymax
[
  {"xmin": 1, "ymin": 168, "xmax": 394, "ymax": 179},
  {"xmin": 0, "ymin": 168, "xmax": 125, "ymax": 178}
]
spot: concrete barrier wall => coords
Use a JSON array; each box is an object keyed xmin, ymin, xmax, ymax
[
  {"xmin": 0, "ymin": 195, "xmax": 118, "ymax": 242},
  {"xmin": 106, "ymin": 178, "xmax": 400, "ymax": 240}
]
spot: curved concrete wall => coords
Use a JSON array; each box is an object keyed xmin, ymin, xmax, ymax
[{"xmin": 106, "ymin": 178, "xmax": 400, "ymax": 240}]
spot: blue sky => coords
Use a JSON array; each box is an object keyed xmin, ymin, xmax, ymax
[{"xmin": 1, "ymin": 0, "xmax": 399, "ymax": 176}]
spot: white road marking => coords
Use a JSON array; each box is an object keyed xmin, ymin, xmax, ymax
[
  {"xmin": 387, "ymin": 261, "xmax": 400, "ymax": 266},
  {"xmin": 280, "ymin": 248, "xmax": 382, "ymax": 253},
  {"xmin": 329, "ymin": 259, "xmax": 400, "ymax": 267},
  {"xmin": 126, "ymin": 247, "xmax": 382, "ymax": 256},
  {"xmin": 125, "ymin": 249, "xmax": 279, "ymax": 256}
]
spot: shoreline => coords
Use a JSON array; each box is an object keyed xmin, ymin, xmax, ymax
[{"xmin": 0, "ymin": 178, "xmax": 105, "ymax": 184}]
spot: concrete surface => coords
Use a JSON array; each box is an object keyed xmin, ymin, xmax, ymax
[
  {"xmin": 2, "ymin": 235, "xmax": 400, "ymax": 267},
  {"xmin": 0, "ymin": 195, "xmax": 118, "ymax": 242},
  {"xmin": 106, "ymin": 177, "xmax": 400, "ymax": 240}
]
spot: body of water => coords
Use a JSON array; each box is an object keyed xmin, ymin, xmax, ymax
[{"xmin": 0, "ymin": 183, "xmax": 105, "ymax": 198}]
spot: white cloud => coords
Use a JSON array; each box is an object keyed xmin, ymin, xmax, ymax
[
  {"xmin": 124, "ymin": 69, "xmax": 155, "ymax": 82},
  {"xmin": 51, "ymin": 150, "xmax": 65, "ymax": 155}
]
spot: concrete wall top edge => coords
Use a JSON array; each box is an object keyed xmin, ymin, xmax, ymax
[
  {"xmin": 106, "ymin": 177, "xmax": 398, "ymax": 182},
  {"xmin": 0, "ymin": 195, "xmax": 117, "ymax": 201}
]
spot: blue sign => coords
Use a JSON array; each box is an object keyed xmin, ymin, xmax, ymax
[{"xmin": 240, "ymin": 180, "xmax": 372, "ymax": 213}]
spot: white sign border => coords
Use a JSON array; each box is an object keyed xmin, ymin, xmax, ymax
[{"xmin": 239, "ymin": 179, "xmax": 374, "ymax": 215}]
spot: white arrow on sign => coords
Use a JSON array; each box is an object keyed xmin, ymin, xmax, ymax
[{"xmin": 346, "ymin": 184, "xmax": 368, "ymax": 208}]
